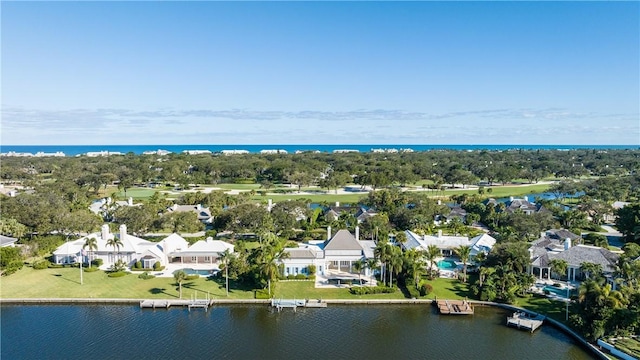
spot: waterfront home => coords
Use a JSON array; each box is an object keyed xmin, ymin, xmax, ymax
[
  {"xmin": 279, "ymin": 227, "xmax": 375, "ymax": 277},
  {"xmin": 167, "ymin": 237, "xmax": 234, "ymax": 265},
  {"xmin": 527, "ymin": 235, "xmax": 619, "ymax": 282},
  {"xmin": 402, "ymin": 230, "xmax": 496, "ymax": 257},
  {"xmin": 165, "ymin": 203, "xmax": 213, "ymax": 223},
  {"xmin": 52, "ymin": 224, "xmax": 155, "ymax": 267},
  {"xmin": 281, "ymin": 244, "xmax": 324, "ymax": 276},
  {"xmin": 402, "ymin": 230, "xmax": 467, "ymax": 256}
]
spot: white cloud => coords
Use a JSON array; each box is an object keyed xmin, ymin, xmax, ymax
[{"xmin": 1, "ymin": 106, "xmax": 638, "ymax": 145}]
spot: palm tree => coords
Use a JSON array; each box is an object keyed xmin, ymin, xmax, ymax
[
  {"xmin": 479, "ymin": 266, "xmax": 496, "ymax": 288},
  {"xmin": 597, "ymin": 283, "xmax": 627, "ymax": 309},
  {"xmin": 579, "ymin": 262, "xmax": 602, "ymax": 280},
  {"xmin": 394, "ymin": 231, "xmax": 407, "ymax": 245},
  {"xmin": 425, "ymin": 244, "xmax": 440, "ymax": 280},
  {"xmin": 374, "ymin": 241, "xmax": 391, "ymax": 286},
  {"xmin": 353, "ymin": 259, "xmax": 365, "ymax": 285},
  {"xmin": 83, "ymin": 237, "xmax": 98, "ymax": 268},
  {"xmin": 406, "ymin": 249, "xmax": 426, "ymax": 289},
  {"xmin": 257, "ymin": 232, "xmax": 289, "ymax": 297},
  {"xmin": 388, "ymin": 247, "xmax": 403, "ymax": 287},
  {"xmin": 366, "ymin": 258, "xmax": 378, "ymax": 285},
  {"xmin": 454, "ymin": 245, "xmax": 471, "ymax": 283},
  {"xmin": 219, "ymin": 249, "xmax": 233, "ymax": 297},
  {"xmin": 549, "ymin": 259, "xmax": 568, "ymax": 281},
  {"xmin": 174, "ymin": 270, "xmax": 187, "ymax": 299},
  {"xmin": 106, "ymin": 237, "xmax": 123, "ymax": 262}
]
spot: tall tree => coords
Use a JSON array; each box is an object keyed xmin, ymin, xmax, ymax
[
  {"xmin": 174, "ymin": 270, "xmax": 187, "ymax": 299},
  {"xmin": 454, "ymin": 245, "xmax": 471, "ymax": 283},
  {"xmin": 83, "ymin": 237, "xmax": 98, "ymax": 268},
  {"xmin": 219, "ymin": 249, "xmax": 233, "ymax": 297},
  {"xmin": 425, "ymin": 244, "xmax": 441, "ymax": 280}
]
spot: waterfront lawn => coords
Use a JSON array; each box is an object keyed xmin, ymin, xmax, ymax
[
  {"xmin": 514, "ymin": 293, "xmax": 572, "ymax": 324},
  {"xmin": 0, "ymin": 267, "xmax": 254, "ymax": 300},
  {"xmin": 422, "ymin": 277, "xmax": 475, "ymax": 300},
  {"xmin": 275, "ymin": 281, "xmax": 406, "ymax": 300}
]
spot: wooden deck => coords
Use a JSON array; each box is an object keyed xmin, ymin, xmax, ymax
[
  {"xmin": 436, "ymin": 300, "xmax": 474, "ymax": 315},
  {"xmin": 506, "ymin": 312, "xmax": 545, "ymax": 333}
]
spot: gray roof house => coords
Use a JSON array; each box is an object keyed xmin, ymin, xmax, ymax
[
  {"xmin": 528, "ymin": 234, "xmax": 620, "ymax": 282},
  {"xmin": 166, "ymin": 204, "xmax": 213, "ymax": 223}
]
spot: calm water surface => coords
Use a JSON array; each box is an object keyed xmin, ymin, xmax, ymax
[{"xmin": 1, "ymin": 305, "xmax": 595, "ymax": 360}]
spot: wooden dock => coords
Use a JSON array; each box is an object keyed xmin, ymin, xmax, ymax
[
  {"xmin": 271, "ymin": 299, "xmax": 327, "ymax": 311},
  {"xmin": 140, "ymin": 293, "xmax": 213, "ymax": 311},
  {"xmin": 436, "ymin": 300, "xmax": 474, "ymax": 315},
  {"xmin": 304, "ymin": 299, "xmax": 328, "ymax": 308},
  {"xmin": 506, "ymin": 312, "xmax": 545, "ymax": 333}
]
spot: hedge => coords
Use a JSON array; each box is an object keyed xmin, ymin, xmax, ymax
[
  {"xmin": 107, "ymin": 271, "xmax": 129, "ymax": 278},
  {"xmin": 83, "ymin": 267, "xmax": 99, "ymax": 273},
  {"xmin": 138, "ymin": 272, "xmax": 155, "ymax": 280},
  {"xmin": 349, "ymin": 286, "xmax": 397, "ymax": 295},
  {"xmin": 185, "ymin": 274, "xmax": 200, "ymax": 280},
  {"xmin": 130, "ymin": 267, "xmax": 165, "ymax": 272},
  {"xmin": 33, "ymin": 260, "xmax": 51, "ymax": 270}
]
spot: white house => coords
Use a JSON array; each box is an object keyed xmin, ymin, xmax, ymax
[
  {"xmin": 281, "ymin": 244, "xmax": 324, "ymax": 276},
  {"xmin": 279, "ymin": 227, "xmax": 376, "ymax": 278},
  {"xmin": 168, "ymin": 238, "xmax": 234, "ymax": 265},
  {"xmin": 52, "ymin": 224, "xmax": 156, "ymax": 267},
  {"xmin": 403, "ymin": 230, "xmax": 496, "ymax": 258}
]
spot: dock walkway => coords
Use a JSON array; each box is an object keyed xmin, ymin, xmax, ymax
[
  {"xmin": 140, "ymin": 294, "xmax": 212, "ymax": 311},
  {"xmin": 507, "ymin": 311, "xmax": 545, "ymax": 332},
  {"xmin": 271, "ymin": 299, "xmax": 327, "ymax": 311},
  {"xmin": 437, "ymin": 300, "xmax": 474, "ymax": 315}
]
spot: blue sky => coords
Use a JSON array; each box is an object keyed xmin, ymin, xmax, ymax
[{"xmin": 2, "ymin": 1, "xmax": 638, "ymax": 145}]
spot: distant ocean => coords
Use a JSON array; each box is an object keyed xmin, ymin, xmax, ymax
[{"xmin": 0, "ymin": 144, "xmax": 637, "ymax": 156}]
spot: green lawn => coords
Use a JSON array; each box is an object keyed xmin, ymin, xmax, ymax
[
  {"xmin": 2, "ymin": 266, "xmax": 473, "ymax": 301},
  {"xmin": 446, "ymin": 183, "xmax": 551, "ymax": 198},
  {"xmin": 251, "ymin": 193, "xmax": 367, "ymax": 203},
  {"xmin": 513, "ymin": 293, "xmax": 572, "ymax": 324},
  {"xmin": 214, "ymin": 183, "xmax": 262, "ymax": 190},
  {"xmin": 0, "ymin": 267, "xmax": 254, "ymax": 300},
  {"xmin": 113, "ymin": 187, "xmax": 159, "ymax": 200}
]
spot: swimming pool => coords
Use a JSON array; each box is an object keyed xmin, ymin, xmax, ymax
[
  {"xmin": 543, "ymin": 285, "xmax": 572, "ymax": 298},
  {"xmin": 437, "ymin": 260, "xmax": 458, "ymax": 270},
  {"xmin": 173, "ymin": 268, "xmax": 216, "ymax": 276}
]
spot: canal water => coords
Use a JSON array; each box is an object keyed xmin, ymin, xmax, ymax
[{"xmin": 1, "ymin": 304, "xmax": 595, "ymax": 359}]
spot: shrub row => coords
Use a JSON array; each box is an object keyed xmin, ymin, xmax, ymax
[
  {"xmin": 107, "ymin": 271, "xmax": 129, "ymax": 278},
  {"xmin": 185, "ymin": 274, "xmax": 200, "ymax": 280},
  {"xmin": 130, "ymin": 266, "xmax": 165, "ymax": 272},
  {"xmin": 350, "ymin": 286, "xmax": 396, "ymax": 295},
  {"xmin": 279, "ymin": 274, "xmax": 315, "ymax": 280},
  {"xmin": 33, "ymin": 260, "xmax": 51, "ymax": 270},
  {"xmin": 83, "ymin": 267, "xmax": 99, "ymax": 273},
  {"xmin": 138, "ymin": 272, "xmax": 155, "ymax": 280}
]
